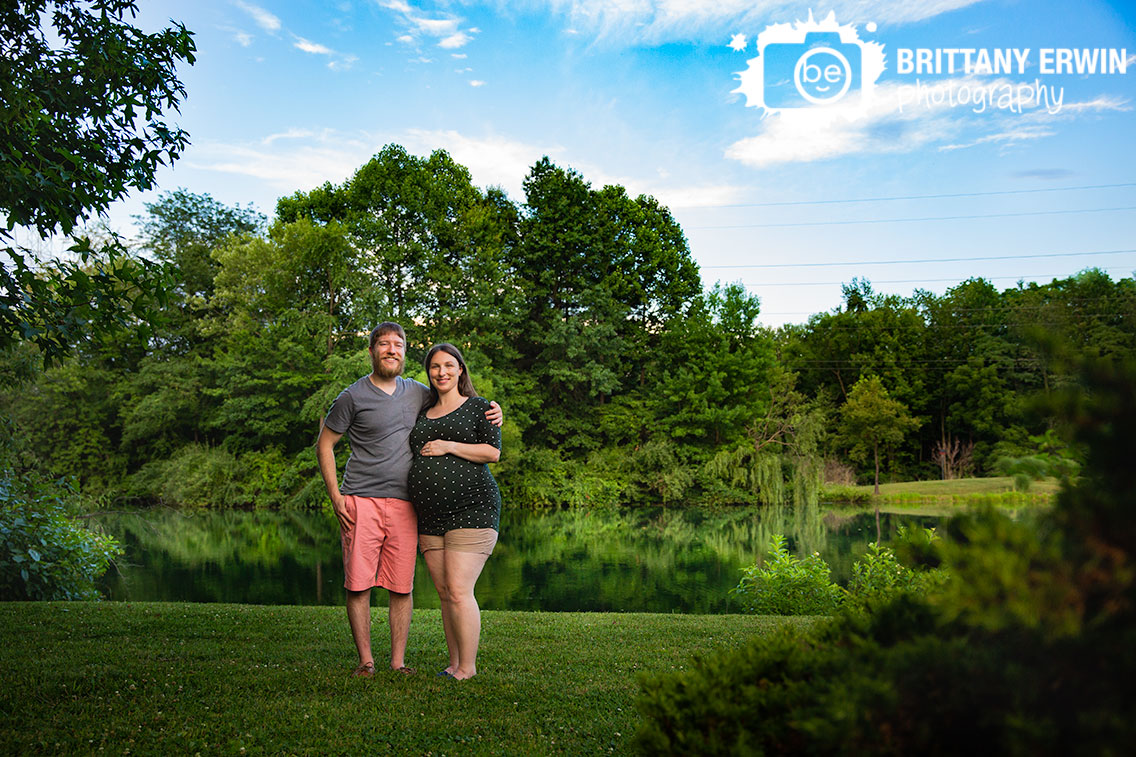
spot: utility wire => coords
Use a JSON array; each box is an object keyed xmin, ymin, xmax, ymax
[
  {"xmin": 762, "ymin": 299, "xmax": 1136, "ymax": 315},
  {"xmin": 702, "ymin": 249, "xmax": 1136, "ymax": 270},
  {"xmin": 741, "ymin": 268, "xmax": 1134, "ymax": 287},
  {"xmin": 776, "ymin": 318, "xmax": 1131, "ymax": 331},
  {"xmin": 700, "ymin": 182, "xmax": 1136, "ymax": 209},
  {"xmin": 692, "ymin": 206, "xmax": 1136, "ymax": 230}
]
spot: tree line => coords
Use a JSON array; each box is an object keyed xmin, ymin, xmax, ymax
[{"xmin": 3, "ymin": 146, "xmax": 1134, "ymax": 509}]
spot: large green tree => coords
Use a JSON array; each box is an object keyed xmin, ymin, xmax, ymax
[
  {"xmin": 277, "ymin": 145, "xmax": 508, "ymax": 332},
  {"xmin": 512, "ymin": 158, "xmax": 701, "ymax": 450},
  {"xmin": 137, "ymin": 188, "xmax": 265, "ymax": 301},
  {"xmin": 1, "ymin": 0, "xmax": 196, "ymax": 363}
]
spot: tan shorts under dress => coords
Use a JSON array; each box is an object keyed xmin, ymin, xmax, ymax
[{"xmin": 418, "ymin": 528, "xmax": 498, "ymax": 555}]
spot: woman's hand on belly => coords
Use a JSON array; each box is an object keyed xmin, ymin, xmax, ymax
[
  {"xmin": 419, "ymin": 439, "xmax": 455, "ymax": 457},
  {"xmin": 419, "ymin": 439, "xmax": 500, "ymax": 463}
]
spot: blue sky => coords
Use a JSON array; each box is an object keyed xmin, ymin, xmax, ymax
[{"xmin": 100, "ymin": 0, "xmax": 1136, "ymax": 326}]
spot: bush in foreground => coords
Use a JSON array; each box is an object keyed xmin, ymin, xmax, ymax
[
  {"xmin": 0, "ymin": 473, "xmax": 121, "ymax": 600},
  {"xmin": 730, "ymin": 534, "xmax": 843, "ymax": 615},
  {"xmin": 637, "ymin": 352, "xmax": 1136, "ymax": 755},
  {"xmin": 731, "ymin": 529, "xmax": 947, "ymax": 616},
  {"xmin": 843, "ymin": 529, "xmax": 950, "ymax": 614}
]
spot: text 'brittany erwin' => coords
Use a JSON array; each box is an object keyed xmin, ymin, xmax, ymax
[{"xmin": 895, "ymin": 47, "xmax": 1129, "ymax": 76}]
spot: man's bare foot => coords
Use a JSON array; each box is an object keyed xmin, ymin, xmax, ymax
[{"xmin": 351, "ymin": 661, "xmax": 375, "ymax": 678}]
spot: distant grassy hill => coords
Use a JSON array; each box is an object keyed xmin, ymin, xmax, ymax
[
  {"xmin": 838, "ymin": 476, "xmax": 1060, "ymax": 515},
  {"xmin": 0, "ymin": 603, "xmax": 813, "ymax": 755}
]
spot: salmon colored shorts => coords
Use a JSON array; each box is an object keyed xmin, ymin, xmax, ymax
[{"xmin": 340, "ymin": 495, "xmax": 417, "ymax": 593}]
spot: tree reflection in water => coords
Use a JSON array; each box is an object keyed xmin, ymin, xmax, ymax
[{"xmin": 94, "ymin": 506, "xmax": 940, "ymax": 612}]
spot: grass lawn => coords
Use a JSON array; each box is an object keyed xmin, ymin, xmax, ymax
[
  {"xmin": 841, "ymin": 476, "xmax": 1060, "ymax": 514},
  {"xmin": 0, "ymin": 602, "xmax": 810, "ymax": 755}
]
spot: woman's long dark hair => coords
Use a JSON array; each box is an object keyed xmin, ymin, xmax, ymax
[{"xmin": 424, "ymin": 343, "xmax": 479, "ymax": 406}]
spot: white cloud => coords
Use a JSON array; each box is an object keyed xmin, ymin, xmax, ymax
[
  {"xmin": 725, "ymin": 77, "xmax": 1131, "ymax": 168},
  {"xmin": 233, "ymin": 29, "xmax": 253, "ymax": 47},
  {"xmin": 234, "ymin": 0, "xmax": 281, "ymax": 33},
  {"xmin": 379, "ymin": 0, "xmax": 413, "ymax": 13},
  {"xmin": 380, "ymin": 0, "xmax": 477, "ymax": 49},
  {"xmin": 262, "ymin": 128, "xmax": 317, "ymax": 145},
  {"xmin": 289, "ymin": 35, "xmax": 357, "ymax": 69},
  {"xmin": 189, "ymin": 128, "xmax": 746, "ymax": 212},
  {"xmin": 329, "ymin": 55, "xmax": 360, "ymax": 71},
  {"xmin": 399, "ymin": 129, "xmax": 562, "ymax": 198},
  {"xmin": 1044, "ymin": 95, "xmax": 1131, "ymax": 115},
  {"xmin": 650, "ymin": 184, "xmax": 749, "ymax": 208},
  {"xmin": 939, "ymin": 125, "xmax": 1056, "ymax": 151},
  {"xmin": 440, "ymin": 31, "xmax": 473, "ymax": 49},
  {"xmin": 726, "ymin": 80, "xmax": 960, "ymax": 168},
  {"xmin": 451, "ymin": 53, "xmax": 468, "ymax": 59},
  {"xmin": 188, "ymin": 132, "xmax": 374, "ymax": 191},
  {"xmin": 546, "ymin": 163, "xmax": 747, "ymax": 210},
  {"xmin": 528, "ymin": 0, "xmax": 984, "ymax": 44},
  {"xmin": 937, "ymin": 94, "xmax": 1132, "ymax": 151},
  {"xmin": 469, "ymin": 79, "xmax": 486, "ymax": 87},
  {"xmin": 396, "ymin": 34, "xmax": 414, "ymax": 44},
  {"xmin": 294, "ymin": 36, "xmax": 334, "ymax": 55},
  {"xmin": 727, "ymin": 33, "xmax": 746, "ymax": 51},
  {"xmin": 411, "ymin": 16, "xmax": 460, "ymax": 36}
]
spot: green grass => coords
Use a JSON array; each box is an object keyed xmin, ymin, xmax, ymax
[
  {"xmin": 839, "ymin": 476, "xmax": 1060, "ymax": 514},
  {"xmin": 0, "ymin": 602, "xmax": 812, "ymax": 755},
  {"xmin": 859, "ymin": 476, "xmax": 1060, "ymax": 497}
]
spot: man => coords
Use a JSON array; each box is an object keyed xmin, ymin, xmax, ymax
[{"xmin": 316, "ymin": 322, "xmax": 502, "ymax": 677}]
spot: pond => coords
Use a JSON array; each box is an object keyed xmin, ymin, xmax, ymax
[{"xmin": 92, "ymin": 505, "xmax": 940, "ymax": 613}]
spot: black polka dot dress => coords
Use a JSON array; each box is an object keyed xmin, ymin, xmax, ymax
[{"xmin": 408, "ymin": 396, "xmax": 502, "ymax": 536}]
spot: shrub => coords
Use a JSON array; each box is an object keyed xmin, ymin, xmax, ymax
[
  {"xmin": 730, "ymin": 534, "xmax": 842, "ymax": 615},
  {"xmin": 496, "ymin": 446, "xmax": 633, "ymax": 509},
  {"xmin": 128, "ymin": 444, "xmax": 245, "ymax": 507},
  {"xmin": 733, "ymin": 530, "xmax": 949, "ymax": 618},
  {"xmin": 127, "ymin": 445, "xmax": 321, "ymax": 509},
  {"xmin": 0, "ymin": 473, "xmax": 122, "ymax": 600},
  {"xmin": 844, "ymin": 530, "xmax": 949, "ymax": 613}
]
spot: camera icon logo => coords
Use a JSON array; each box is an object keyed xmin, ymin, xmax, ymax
[
  {"xmin": 764, "ymin": 32, "xmax": 862, "ymax": 108},
  {"xmin": 733, "ymin": 13, "xmax": 884, "ymax": 116}
]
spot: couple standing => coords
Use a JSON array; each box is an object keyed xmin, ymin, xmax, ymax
[{"xmin": 316, "ymin": 322, "xmax": 503, "ymax": 681}]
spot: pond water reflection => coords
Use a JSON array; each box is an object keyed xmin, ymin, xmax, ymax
[{"xmin": 94, "ymin": 505, "xmax": 940, "ymax": 613}]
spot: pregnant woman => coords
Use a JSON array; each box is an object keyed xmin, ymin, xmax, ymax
[{"xmin": 408, "ymin": 343, "xmax": 502, "ymax": 681}]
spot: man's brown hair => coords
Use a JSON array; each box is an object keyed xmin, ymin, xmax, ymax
[{"xmin": 369, "ymin": 322, "xmax": 406, "ymax": 349}]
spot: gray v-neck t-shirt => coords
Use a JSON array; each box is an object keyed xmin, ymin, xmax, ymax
[{"xmin": 323, "ymin": 375, "xmax": 431, "ymax": 499}]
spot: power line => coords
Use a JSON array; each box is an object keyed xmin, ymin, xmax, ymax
[
  {"xmin": 777, "ymin": 317, "xmax": 1132, "ymax": 331},
  {"xmin": 762, "ymin": 298, "xmax": 1136, "ymax": 315},
  {"xmin": 700, "ymin": 182, "xmax": 1136, "ymax": 209},
  {"xmin": 781, "ymin": 359, "xmax": 1050, "ymax": 370},
  {"xmin": 786, "ymin": 358, "xmax": 1046, "ymax": 365},
  {"xmin": 692, "ymin": 206, "xmax": 1136, "ymax": 230},
  {"xmin": 702, "ymin": 249, "xmax": 1136, "ymax": 270},
  {"xmin": 741, "ymin": 269, "xmax": 1134, "ymax": 287}
]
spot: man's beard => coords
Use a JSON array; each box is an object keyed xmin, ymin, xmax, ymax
[{"xmin": 372, "ymin": 354, "xmax": 404, "ymax": 379}]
